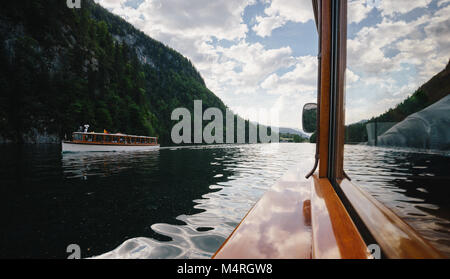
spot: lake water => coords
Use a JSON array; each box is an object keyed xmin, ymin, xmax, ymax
[{"xmin": 0, "ymin": 143, "xmax": 448, "ymax": 258}]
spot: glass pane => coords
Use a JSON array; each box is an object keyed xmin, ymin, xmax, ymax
[{"xmin": 344, "ymin": 0, "xmax": 450, "ymax": 257}]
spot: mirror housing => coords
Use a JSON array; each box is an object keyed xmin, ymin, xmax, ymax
[{"xmin": 302, "ymin": 103, "xmax": 318, "ymax": 133}]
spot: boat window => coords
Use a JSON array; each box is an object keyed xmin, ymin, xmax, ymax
[
  {"xmin": 344, "ymin": 0, "xmax": 450, "ymax": 257},
  {"xmin": 73, "ymin": 134, "xmax": 82, "ymax": 141}
]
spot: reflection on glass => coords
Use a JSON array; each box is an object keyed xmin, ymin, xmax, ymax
[
  {"xmin": 365, "ymin": 121, "xmax": 395, "ymax": 146},
  {"xmin": 345, "ymin": 0, "xmax": 450, "ymax": 257},
  {"xmin": 302, "ymin": 103, "xmax": 318, "ymax": 133}
]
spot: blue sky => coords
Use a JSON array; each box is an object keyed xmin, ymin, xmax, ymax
[{"xmin": 94, "ymin": 0, "xmax": 450, "ymax": 129}]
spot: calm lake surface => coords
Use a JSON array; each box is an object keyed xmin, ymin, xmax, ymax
[{"xmin": 0, "ymin": 143, "xmax": 448, "ymax": 258}]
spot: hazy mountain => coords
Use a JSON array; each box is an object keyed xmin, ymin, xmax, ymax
[{"xmin": 278, "ymin": 127, "xmax": 309, "ymax": 139}]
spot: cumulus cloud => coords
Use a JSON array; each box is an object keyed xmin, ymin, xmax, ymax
[
  {"xmin": 346, "ymin": 68, "xmax": 360, "ymax": 84},
  {"xmin": 137, "ymin": 0, "xmax": 251, "ymax": 41},
  {"xmin": 377, "ymin": 0, "xmax": 432, "ymax": 16},
  {"xmin": 346, "ymin": 2, "xmax": 450, "ymax": 124},
  {"xmin": 253, "ymin": 0, "xmax": 314, "ymax": 37},
  {"xmin": 202, "ymin": 42, "xmax": 297, "ymax": 96},
  {"xmin": 261, "ymin": 56, "xmax": 317, "ymax": 96},
  {"xmin": 348, "ymin": 0, "xmax": 374, "ymax": 24},
  {"xmin": 437, "ymin": 0, "xmax": 450, "ymax": 7},
  {"xmin": 347, "ymin": 10, "xmax": 449, "ymax": 81},
  {"xmin": 253, "ymin": 15, "xmax": 287, "ymax": 38}
]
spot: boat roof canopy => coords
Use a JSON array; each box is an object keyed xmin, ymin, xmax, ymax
[{"xmin": 72, "ymin": 132, "xmax": 157, "ymax": 139}]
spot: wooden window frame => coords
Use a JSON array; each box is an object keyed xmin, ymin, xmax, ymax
[{"xmin": 316, "ymin": 0, "xmax": 443, "ymax": 258}]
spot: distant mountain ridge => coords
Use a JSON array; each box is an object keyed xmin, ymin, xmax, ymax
[{"xmin": 278, "ymin": 127, "xmax": 309, "ymax": 138}]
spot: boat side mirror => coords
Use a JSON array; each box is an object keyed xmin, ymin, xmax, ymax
[{"xmin": 302, "ymin": 103, "xmax": 317, "ymax": 133}]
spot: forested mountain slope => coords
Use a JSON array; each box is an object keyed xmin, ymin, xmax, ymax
[{"xmin": 0, "ymin": 0, "xmax": 234, "ymax": 145}]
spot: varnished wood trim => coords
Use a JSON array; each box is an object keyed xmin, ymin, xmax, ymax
[
  {"xmin": 319, "ymin": 0, "xmax": 331, "ymax": 178},
  {"xmin": 213, "ymin": 166, "xmax": 313, "ymax": 259},
  {"xmin": 212, "ymin": 203, "xmax": 256, "ymax": 259},
  {"xmin": 311, "ymin": 175, "xmax": 370, "ymax": 259},
  {"xmin": 333, "ymin": 0, "xmax": 347, "ymax": 180},
  {"xmin": 338, "ymin": 179, "xmax": 444, "ymax": 258}
]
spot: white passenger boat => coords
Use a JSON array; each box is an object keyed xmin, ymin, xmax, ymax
[{"xmin": 62, "ymin": 132, "xmax": 160, "ymax": 152}]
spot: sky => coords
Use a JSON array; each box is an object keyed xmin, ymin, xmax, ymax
[{"xmin": 93, "ymin": 0, "xmax": 450, "ymax": 129}]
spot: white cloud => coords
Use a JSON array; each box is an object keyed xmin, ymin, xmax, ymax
[
  {"xmin": 347, "ymin": 13, "xmax": 441, "ymax": 78},
  {"xmin": 253, "ymin": 15, "xmax": 287, "ymax": 37},
  {"xmin": 253, "ymin": 0, "xmax": 313, "ymax": 37},
  {"xmin": 377, "ymin": 0, "xmax": 432, "ymax": 16},
  {"xmin": 137, "ymin": 0, "xmax": 251, "ymax": 41},
  {"xmin": 200, "ymin": 42, "xmax": 297, "ymax": 98},
  {"xmin": 437, "ymin": 0, "xmax": 450, "ymax": 7},
  {"xmin": 261, "ymin": 56, "xmax": 317, "ymax": 96},
  {"xmin": 348, "ymin": 0, "xmax": 374, "ymax": 24},
  {"xmin": 346, "ymin": 68, "xmax": 360, "ymax": 84},
  {"xmin": 262, "ymin": 0, "xmax": 314, "ymax": 23},
  {"xmin": 346, "ymin": 1, "xmax": 450, "ymax": 123}
]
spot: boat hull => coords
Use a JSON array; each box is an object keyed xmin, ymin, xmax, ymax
[{"xmin": 62, "ymin": 142, "xmax": 160, "ymax": 152}]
